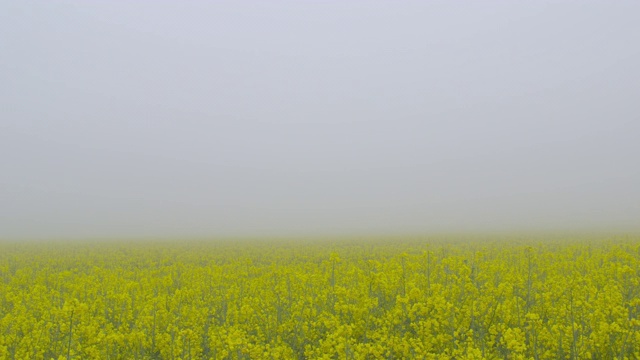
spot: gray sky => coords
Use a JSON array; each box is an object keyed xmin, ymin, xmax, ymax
[{"xmin": 1, "ymin": 1, "xmax": 639, "ymax": 239}]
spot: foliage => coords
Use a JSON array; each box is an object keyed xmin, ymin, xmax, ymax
[{"xmin": 1, "ymin": 236, "xmax": 640, "ymax": 359}]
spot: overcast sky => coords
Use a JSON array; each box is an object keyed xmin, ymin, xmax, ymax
[{"xmin": 1, "ymin": 1, "xmax": 639, "ymax": 239}]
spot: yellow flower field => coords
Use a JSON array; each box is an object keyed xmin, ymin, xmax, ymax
[{"xmin": 1, "ymin": 236, "xmax": 639, "ymax": 359}]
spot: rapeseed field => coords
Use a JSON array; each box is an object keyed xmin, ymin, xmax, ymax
[{"xmin": 1, "ymin": 236, "xmax": 639, "ymax": 359}]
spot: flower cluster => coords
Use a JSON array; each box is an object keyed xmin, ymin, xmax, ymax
[{"xmin": 1, "ymin": 237, "xmax": 639, "ymax": 359}]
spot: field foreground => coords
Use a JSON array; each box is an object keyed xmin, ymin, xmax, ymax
[{"xmin": 1, "ymin": 236, "xmax": 640, "ymax": 359}]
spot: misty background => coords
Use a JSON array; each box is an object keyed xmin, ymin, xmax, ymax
[{"xmin": 1, "ymin": 1, "xmax": 639, "ymax": 239}]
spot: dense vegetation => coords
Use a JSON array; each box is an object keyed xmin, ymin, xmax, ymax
[{"xmin": 1, "ymin": 236, "xmax": 639, "ymax": 359}]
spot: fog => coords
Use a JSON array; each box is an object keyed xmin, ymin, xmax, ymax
[{"xmin": 2, "ymin": 1, "xmax": 639, "ymax": 239}]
